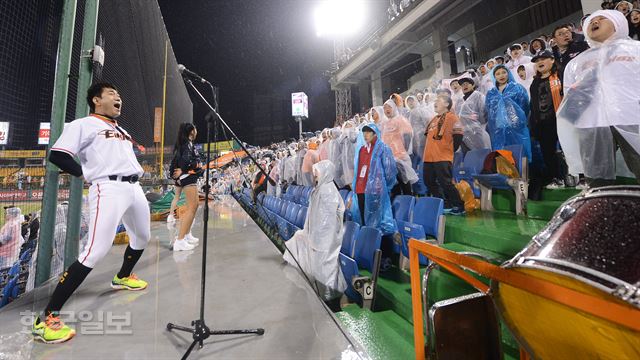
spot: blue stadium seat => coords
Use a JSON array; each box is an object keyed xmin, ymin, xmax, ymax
[
  {"xmin": 339, "ymin": 189, "xmax": 349, "ymax": 203},
  {"xmin": 397, "ymin": 220, "xmax": 431, "ymax": 266},
  {"xmin": 279, "ymin": 201, "xmax": 292, "ymax": 218},
  {"xmin": 339, "ymin": 253, "xmax": 362, "ymax": 303},
  {"xmin": 344, "ymin": 192, "xmax": 355, "ymax": 222},
  {"xmin": 0, "ymin": 268, "xmax": 10, "ymax": 288},
  {"xmin": 392, "ymin": 195, "xmax": 415, "ymax": 223},
  {"xmin": 286, "ymin": 203, "xmax": 300, "ymax": 223},
  {"xmin": 396, "ymin": 197, "xmax": 445, "ymax": 269},
  {"xmin": 341, "ymin": 221, "xmax": 360, "ymax": 258},
  {"xmin": 19, "ymin": 248, "xmax": 33, "ymax": 262},
  {"xmin": 296, "ymin": 187, "xmax": 309, "ymax": 206},
  {"xmin": 473, "ymin": 144, "xmax": 528, "ymax": 215},
  {"xmin": 412, "ymin": 197, "xmax": 445, "ymax": 241},
  {"xmin": 455, "ymin": 148, "xmax": 491, "ymax": 197},
  {"xmin": 295, "ymin": 207, "xmax": 307, "ymax": 228},
  {"xmin": 354, "ymin": 226, "xmax": 382, "ymax": 273},
  {"xmin": 453, "ymin": 151, "xmax": 464, "ymax": 172},
  {"xmin": 0, "ymin": 276, "xmax": 18, "ymax": 307}
]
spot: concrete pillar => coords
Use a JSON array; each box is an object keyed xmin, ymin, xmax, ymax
[
  {"xmin": 358, "ymin": 80, "xmax": 370, "ymax": 112},
  {"xmin": 431, "ymin": 28, "xmax": 451, "ymax": 81},
  {"xmin": 371, "ymin": 70, "xmax": 383, "ymax": 106}
]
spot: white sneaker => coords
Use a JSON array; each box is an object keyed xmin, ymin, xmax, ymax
[
  {"xmin": 173, "ymin": 238, "xmax": 195, "ymax": 251},
  {"xmin": 185, "ymin": 233, "xmax": 199, "ymax": 245},
  {"xmin": 545, "ymin": 181, "xmax": 564, "ymax": 190}
]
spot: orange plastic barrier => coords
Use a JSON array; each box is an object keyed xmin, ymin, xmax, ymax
[{"xmin": 408, "ymin": 239, "xmax": 640, "ymax": 360}]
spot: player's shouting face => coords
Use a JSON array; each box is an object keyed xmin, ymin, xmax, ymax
[{"xmin": 92, "ymin": 86, "xmax": 122, "ymax": 118}]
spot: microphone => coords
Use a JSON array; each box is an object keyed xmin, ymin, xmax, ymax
[{"xmin": 178, "ymin": 64, "xmax": 209, "ymax": 84}]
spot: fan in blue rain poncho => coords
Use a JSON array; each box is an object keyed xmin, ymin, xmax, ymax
[
  {"xmin": 485, "ymin": 64, "xmax": 532, "ymax": 161},
  {"xmin": 283, "ymin": 160, "xmax": 347, "ymax": 300},
  {"xmin": 556, "ymin": 10, "xmax": 640, "ymax": 184},
  {"xmin": 349, "ymin": 123, "xmax": 398, "ymax": 235}
]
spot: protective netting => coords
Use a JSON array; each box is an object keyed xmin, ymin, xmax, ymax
[{"xmin": 0, "ymin": 0, "xmax": 191, "ymax": 309}]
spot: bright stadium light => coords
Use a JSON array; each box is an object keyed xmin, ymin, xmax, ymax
[{"xmin": 314, "ymin": 0, "xmax": 365, "ymax": 38}]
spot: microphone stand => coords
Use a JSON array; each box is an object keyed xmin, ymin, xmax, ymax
[{"xmin": 166, "ymin": 78, "xmax": 265, "ymax": 360}]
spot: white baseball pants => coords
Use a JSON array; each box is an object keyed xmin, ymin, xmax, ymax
[{"xmin": 78, "ymin": 180, "xmax": 150, "ymax": 268}]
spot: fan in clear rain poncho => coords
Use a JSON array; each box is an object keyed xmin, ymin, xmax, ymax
[
  {"xmin": 283, "ymin": 160, "xmax": 347, "ymax": 300},
  {"xmin": 485, "ymin": 64, "xmax": 532, "ymax": 161},
  {"xmin": 338, "ymin": 121, "xmax": 358, "ymax": 189},
  {"xmin": 406, "ymin": 95, "xmax": 431, "ymax": 158},
  {"xmin": 282, "ymin": 146, "xmax": 297, "ymax": 185},
  {"xmin": 479, "ymin": 59, "xmax": 497, "ymax": 95},
  {"xmin": 350, "ymin": 123, "xmax": 398, "ymax": 235},
  {"xmin": 505, "ymin": 43, "xmax": 534, "ymax": 79},
  {"xmin": 318, "ymin": 129, "xmax": 330, "ymax": 161},
  {"xmin": 0, "ymin": 207, "xmax": 25, "ymax": 269},
  {"xmin": 267, "ymin": 157, "xmax": 280, "ymax": 196},
  {"xmin": 295, "ymin": 141, "xmax": 307, "ymax": 186},
  {"xmin": 515, "ymin": 62, "xmax": 536, "ymax": 98},
  {"xmin": 382, "ymin": 99, "xmax": 418, "ymax": 195},
  {"xmin": 457, "ymin": 78, "xmax": 491, "ymax": 151},
  {"xmin": 406, "ymin": 95, "xmax": 432, "ymax": 195},
  {"xmin": 556, "ymin": 10, "xmax": 640, "ymax": 185},
  {"xmin": 369, "ymin": 106, "xmax": 389, "ymax": 135},
  {"xmin": 328, "ymin": 128, "xmax": 343, "ymax": 186}
]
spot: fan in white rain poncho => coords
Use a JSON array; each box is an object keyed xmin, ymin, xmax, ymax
[
  {"xmin": 480, "ymin": 59, "xmax": 497, "ymax": 94},
  {"xmin": 457, "ymin": 78, "xmax": 491, "ymax": 150},
  {"xmin": 515, "ymin": 63, "xmax": 536, "ymax": 98},
  {"xmin": 328, "ymin": 128, "xmax": 343, "ymax": 186},
  {"xmin": 283, "ymin": 160, "xmax": 347, "ymax": 300},
  {"xmin": 505, "ymin": 44, "xmax": 532, "ymax": 75},
  {"xmin": 282, "ymin": 147, "xmax": 297, "ymax": 184},
  {"xmin": 338, "ymin": 121, "xmax": 358, "ymax": 188},
  {"xmin": 556, "ymin": 10, "xmax": 640, "ymax": 182},
  {"xmin": 0, "ymin": 207, "xmax": 25, "ymax": 269},
  {"xmin": 267, "ymin": 158, "xmax": 280, "ymax": 196},
  {"xmin": 423, "ymin": 92, "xmax": 436, "ymax": 113},
  {"xmin": 369, "ymin": 106, "xmax": 389, "ymax": 135},
  {"xmin": 295, "ymin": 141, "xmax": 307, "ymax": 186},
  {"xmin": 448, "ymin": 79, "xmax": 465, "ymax": 112},
  {"xmin": 405, "ymin": 95, "xmax": 432, "ymax": 159}
]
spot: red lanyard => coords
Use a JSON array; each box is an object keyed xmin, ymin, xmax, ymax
[{"xmin": 91, "ymin": 114, "xmax": 145, "ymax": 153}]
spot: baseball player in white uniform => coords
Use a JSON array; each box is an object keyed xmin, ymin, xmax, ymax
[{"xmin": 32, "ymin": 83, "xmax": 150, "ymax": 344}]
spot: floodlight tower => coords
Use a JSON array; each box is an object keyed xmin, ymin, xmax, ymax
[
  {"xmin": 333, "ymin": 40, "xmax": 352, "ymax": 124},
  {"xmin": 315, "ymin": 0, "xmax": 364, "ymax": 124}
]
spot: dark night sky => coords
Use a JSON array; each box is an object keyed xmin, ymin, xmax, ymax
[{"xmin": 157, "ymin": 0, "xmax": 345, "ymax": 145}]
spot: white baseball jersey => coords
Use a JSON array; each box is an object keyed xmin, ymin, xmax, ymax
[
  {"xmin": 51, "ymin": 114, "xmax": 143, "ymax": 183},
  {"xmin": 51, "ymin": 114, "xmax": 150, "ymax": 268}
]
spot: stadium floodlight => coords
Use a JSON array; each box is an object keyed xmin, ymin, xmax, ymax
[{"xmin": 314, "ymin": 0, "xmax": 365, "ymax": 38}]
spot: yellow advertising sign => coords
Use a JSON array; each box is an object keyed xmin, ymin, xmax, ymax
[
  {"xmin": 0, "ymin": 150, "xmax": 46, "ymax": 158},
  {"xmin": 203, "ymin": 140, "xmax": 237, "ymax": 152}
]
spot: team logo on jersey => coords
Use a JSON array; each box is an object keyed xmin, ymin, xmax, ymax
[{"xmin": 98, "ymin": 129, "xmax": 131, "ymax": 141}]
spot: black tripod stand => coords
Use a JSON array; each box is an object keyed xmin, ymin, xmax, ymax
[{"xmin": 166, "ymin": 77, "xmax": 269, "ymax": 360}]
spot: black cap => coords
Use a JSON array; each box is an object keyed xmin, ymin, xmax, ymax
[
  {"xmin": 458, "ymin": 77, "xmax": 475, "ymax": 86},
  {"xmin": 532, "ymin": 50, "xmax": 555, "ymax": 62}
]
